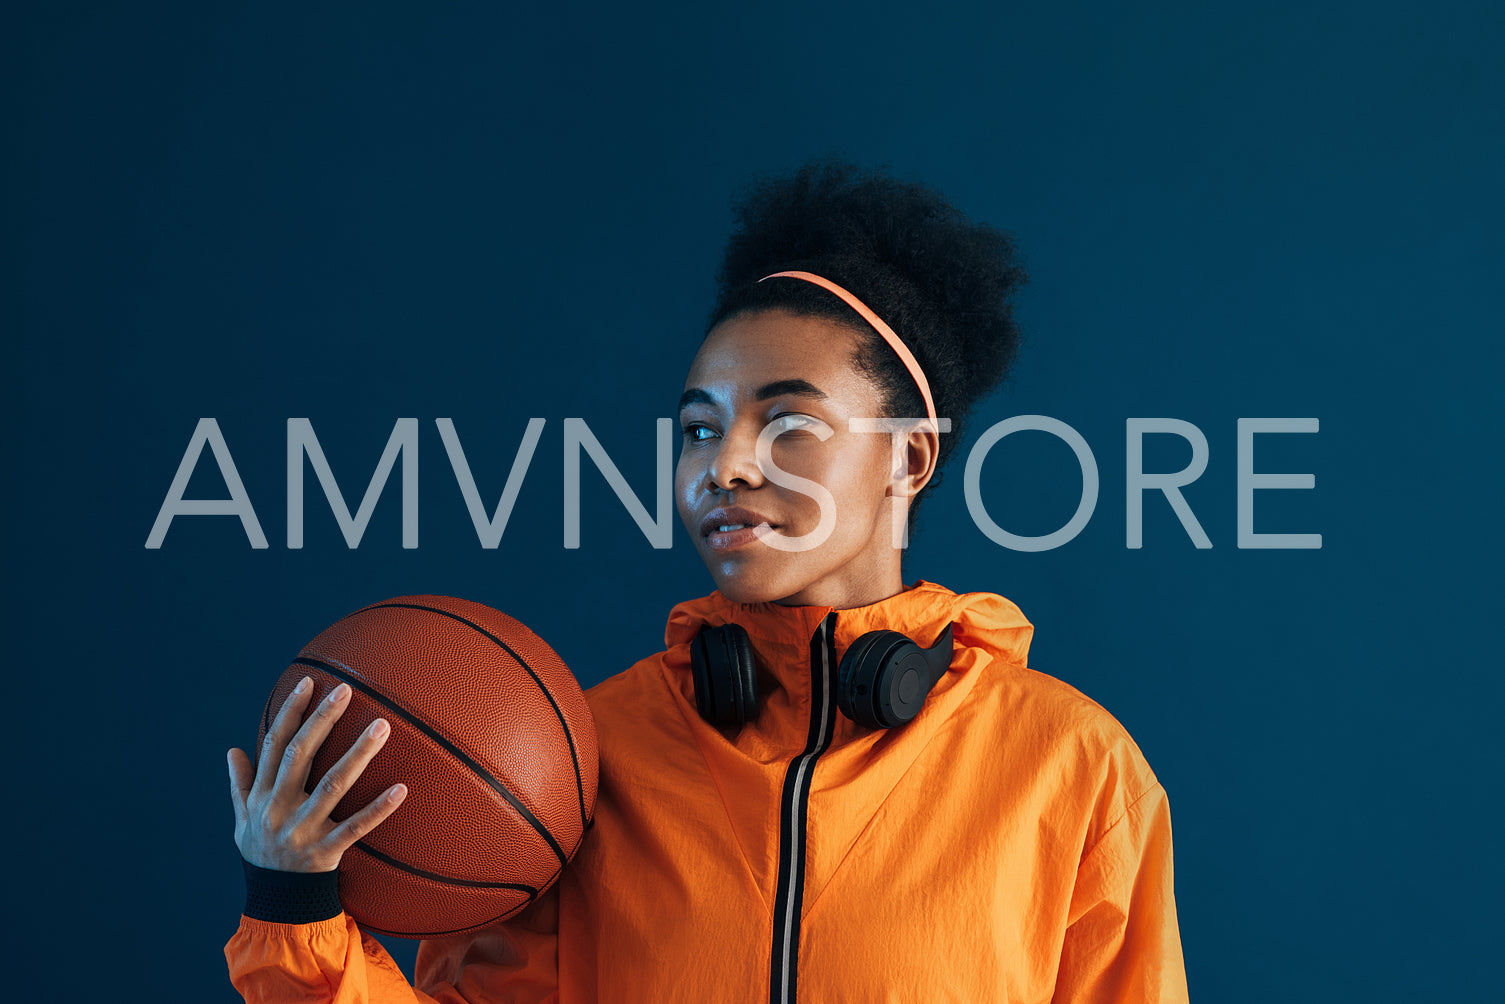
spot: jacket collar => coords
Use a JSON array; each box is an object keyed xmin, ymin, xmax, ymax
[{"xmin": 664, "ymin": 578, "xmax": 1034, "ymax": 694}]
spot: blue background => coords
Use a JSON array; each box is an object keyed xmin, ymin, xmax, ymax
[{"xmin": 5, "ymin": 2, "xmax": 1501, "ymax": 1000}]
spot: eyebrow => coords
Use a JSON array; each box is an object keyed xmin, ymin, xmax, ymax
[{"xmin": 677, "ymin": 378, "xmax": 828, "ymax": 414}]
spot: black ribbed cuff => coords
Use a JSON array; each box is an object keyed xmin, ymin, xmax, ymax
[{"xmin": 242, "ymin": 859, "xmax": 343, "ymax": 924}]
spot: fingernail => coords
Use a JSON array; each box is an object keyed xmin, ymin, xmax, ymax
[
  {"xmin": 328, "ymin": 683, "xmax": 350, "ymax": 703},
  {"xmin": 367, "ymin": 718, "xmax": 389, "ymax": 738},
  {"xmin": 294, "ymin": 677, "xmax": 310, "ymax": 694},
  {"xmin": 389, "ymin": 784, "xmax": 407, "ymax": 800}
]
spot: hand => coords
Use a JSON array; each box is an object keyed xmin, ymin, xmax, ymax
[{"xmin": 227, "ymin": 676, "xmax": 409, "ymax": 872}]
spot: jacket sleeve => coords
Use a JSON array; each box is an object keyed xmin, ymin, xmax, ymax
[
  {"xmin": 1052, "ymin": 783, "xmax": 1190, "ymax": 1004},
  {"xmin": 224, "ymin": 863, "xmax": 561, "ymax": 1004}
]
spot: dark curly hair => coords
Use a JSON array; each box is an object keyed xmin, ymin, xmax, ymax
[{"xmin": 705, "ymin": 156, "xmax": 1029, "ymax": 543}]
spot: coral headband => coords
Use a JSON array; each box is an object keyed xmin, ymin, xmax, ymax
[{"xmin": 758, "ymin": 270, "xmax": 939, "ymax": 432}]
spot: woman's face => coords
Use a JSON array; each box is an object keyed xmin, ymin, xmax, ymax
[{"xmin": 675, "ymin": 308, "xmax": 930, "ymax": 607}]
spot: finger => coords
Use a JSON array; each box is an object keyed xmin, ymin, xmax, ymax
[
  {"xmin": 227, "ymin": 748, "xmax": 254, "ymax": 823},
  {"xmin": 322, "ymin": 783, "xmax": 408, "ymax": 855},
  {"xmin": 297, "ymin": 717, "xmax": 392, "ymax": 823},
  {"xmin": 273, "ymin": 680, "xmax": 353, "ymax": 798},
  {"xmin": 253, "ymin": 676, "xmax": 315, "ymax": 798}
]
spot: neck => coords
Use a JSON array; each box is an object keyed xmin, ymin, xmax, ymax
[{"xmin": 773, "ymin": 554, "xmax": 908, "ymax": 610}]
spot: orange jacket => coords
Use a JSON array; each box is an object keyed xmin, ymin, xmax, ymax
[{"xmin": 227, "ymin": 579, "xmax": 1188, "ymax": 1002}]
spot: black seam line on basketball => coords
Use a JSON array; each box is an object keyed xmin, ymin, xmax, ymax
[
  {"xmin": 346, "ymin": 846, "xmax": 540, "ymax": 941},
  {"xmin": 361, "ymin": 602, "xmax": 589, "ymax": 830},
  {"xmin": 769, "ymin": 612, "xmax": 838, "ymax": 1004},
  {"xmin": 351, "ymin": 840, "xmax": 538, "ymax": 895},
  {"xmin": 291, "ymin": 655, "xmax": 570, "ymax": 868},
  {"xmin": 359, "ymin": 915, "xmax": 530, "ymax": 939}
]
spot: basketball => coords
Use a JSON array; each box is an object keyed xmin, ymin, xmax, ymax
[{"xmin": 255, "ymin": 595, "xmax": 599, "ymax": 938}]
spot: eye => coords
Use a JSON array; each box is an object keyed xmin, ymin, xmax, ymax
[
  {"xmin": 681, "ymin": 423, "xmax": 718, "ymax": 442},
  {"xmin": 770, "ymin": 413, "xmax": 818, "ymax": 435}
]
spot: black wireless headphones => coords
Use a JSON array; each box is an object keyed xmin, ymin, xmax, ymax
[{"xmin": 690, "ymin": 621, "xmax": 956, "ymax": 731}]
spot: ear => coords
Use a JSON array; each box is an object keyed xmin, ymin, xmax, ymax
[{"xmin": 888, "ymin": 422, "xmax": 942, "ymax": 499}]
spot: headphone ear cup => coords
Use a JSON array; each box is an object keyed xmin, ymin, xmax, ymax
[
  {"xmin": 837, "ymin": 630, "xmax": 908, "ymax": 730},
  {"xmin": 838, "ymin": 623, "xmax": 956, "ymax": 730},
  {"xmin": 691, "ymin": 623, "xmax": 760, "ymax": 728},
  {"xmin": 690, "ymin": 627, "xmax": 716, "ymax": 723},
  {"xmin": 723, "ymin": 624, "xmax": 758, "ymax": 726}
]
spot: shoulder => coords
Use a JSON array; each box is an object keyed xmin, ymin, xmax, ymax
[
  {"xmin": 1002, "ymin": 664, "xmax": 1148, "ymax": 761},
  {"xmin": 967, "ymin": 658, "xmax": 1162, "ymax": 847},
  {"xmin": 583, "ymin": 647, "xmax": 675, "ymax": 708},
  {"xmin": 580, "ymin": 646, "xmax": 692, "ymax": 750}
]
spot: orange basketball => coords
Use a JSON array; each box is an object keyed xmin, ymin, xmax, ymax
[{"xmin": 256, "ymin": 595, "xmax": 598, "ymax": 938}]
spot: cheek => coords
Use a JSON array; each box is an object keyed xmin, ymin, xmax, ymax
[
  {"xmin": 795, "ymin": 448, "xmax": 890, "ymax": 527},
  {"xmin": 674, "ymin": 456, "xmax": 698, "ymax": 513}
]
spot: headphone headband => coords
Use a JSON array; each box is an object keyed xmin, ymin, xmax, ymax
[{"xmin": 757, "ymin": 270, "xmax": 939, "ymax": 433}]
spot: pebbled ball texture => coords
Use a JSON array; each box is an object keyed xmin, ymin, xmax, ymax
[{"xmin": 257, "ymin": 595, "xmax": 599, "ymax": 938}]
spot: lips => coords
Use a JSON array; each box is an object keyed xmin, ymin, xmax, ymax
[{"xmin": 700, "ymin": 505, "xmax": 780, "ymax": 538}]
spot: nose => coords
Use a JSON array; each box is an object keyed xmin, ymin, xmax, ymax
[{"xmin": 705, "ymin": 426, "xmax": 766, "ymax": 495}]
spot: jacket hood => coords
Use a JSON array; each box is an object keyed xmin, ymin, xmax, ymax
[
  {"xmin": 663, "ymin": 579, "xmax": 1034, "ymax": 721},
  {"xmin": 667, "ymin": 578, "xmax": 1032, "ymax": 663}
]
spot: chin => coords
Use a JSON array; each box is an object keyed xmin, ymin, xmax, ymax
[
  {"xmin": 709, "ymin": 574, "xmax": 780, "ymax": 605},
  {"xmin": 703, "ymin": 558, "xmax": 801, "ymax": 606}
]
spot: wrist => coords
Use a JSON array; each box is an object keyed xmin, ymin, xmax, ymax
[{"xmin": 241, "ymin": 858, "xmax": 343, "ymax": 924}]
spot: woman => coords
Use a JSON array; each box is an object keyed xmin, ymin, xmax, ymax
[{"xmin": 226, "ymin": 159, "xmax": 1189, "ymax": 1002}]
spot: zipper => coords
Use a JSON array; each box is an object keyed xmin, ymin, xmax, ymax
[{"xmin": 769, "ymin": 611, "xmax": 839, "ymax": 1004}]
